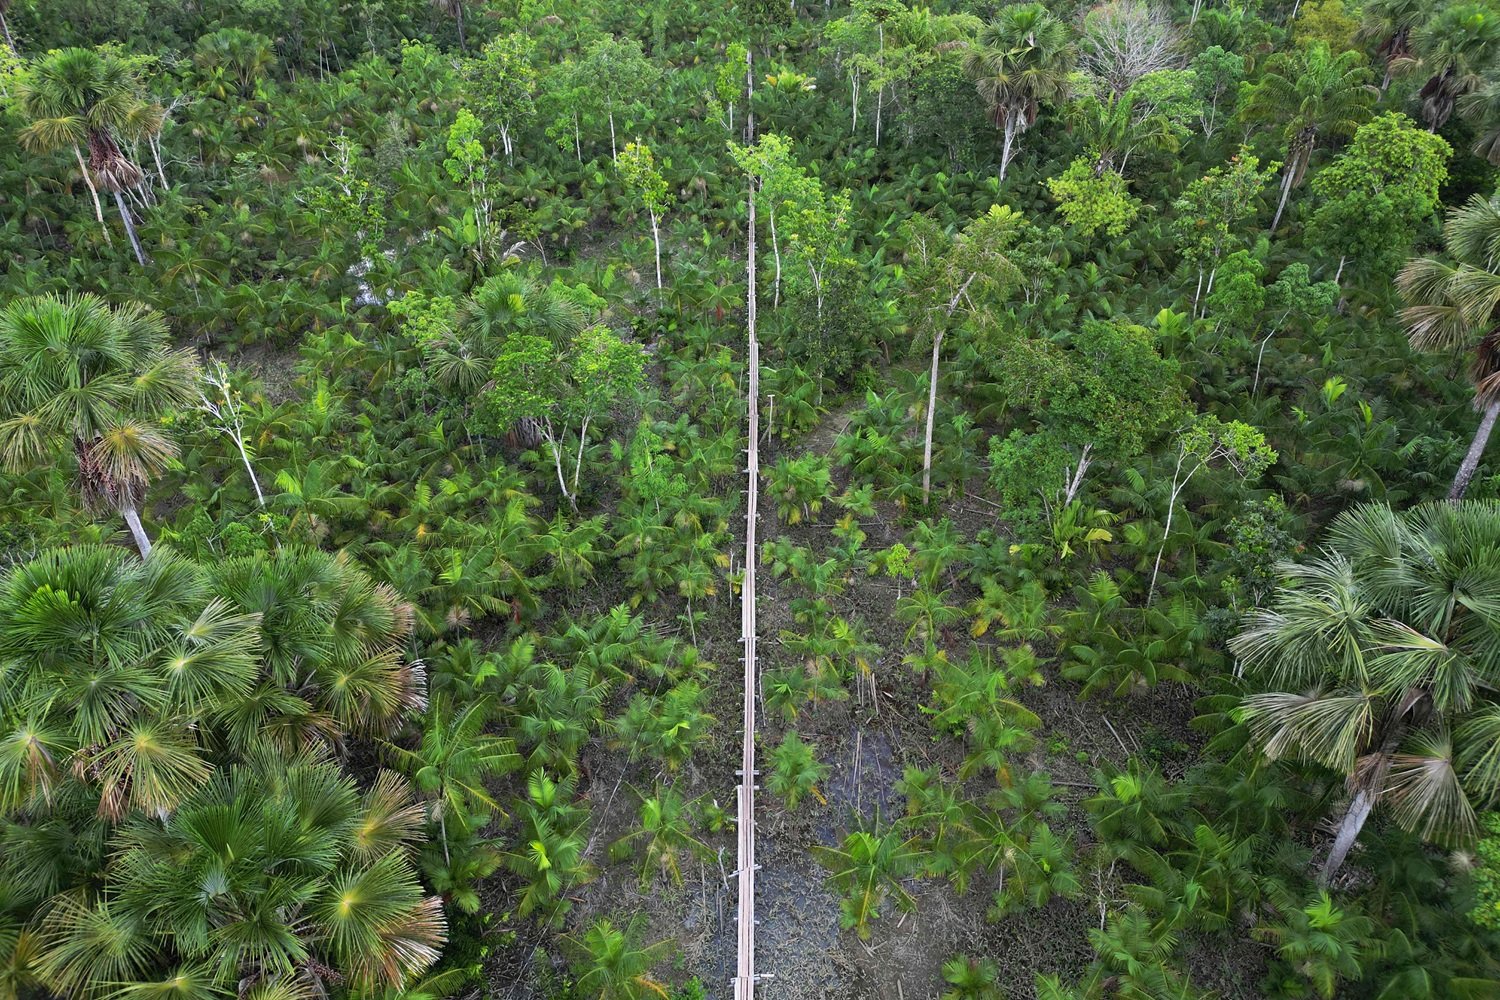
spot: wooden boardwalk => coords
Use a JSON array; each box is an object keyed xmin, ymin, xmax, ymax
[{"xmin": 734, "ymin": 55, "xmax": 760, "ymax": 1000}]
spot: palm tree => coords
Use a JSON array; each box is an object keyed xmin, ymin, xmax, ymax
[
  {"xmin": 431, "ymin": 0, "xmax": 467, "ymax": 52},
  {"xmin": 615, "ymin": 786, "xmax": 708, "ymax": 889},
  {"xmin": 34, "ymin": 750, "xmax": 444, "ymax": 999},
  {"xmin": 1232, "ymin": 501, "xmax": 1500, "ymax": 882},
  {"xmin": 1397, "ymin": 192, "xmax": 1500, "ymax": 499},
  {"xmin": 0, "ymin": 545, "xmax": 260, "ymax": 820},
  {"xmin": 564, "ymin": 915, "xmax": 670, "ymax": 1000},
  {"xmin": 1241, "ymin": 43, "xmax": 1376, "ymax": 231},
  {"xmin": 504, "ymin": 770, "xmax": 592, "ymax": 923},
  {"xmin": 941, "ymin": 955, "xmax": 1004, "ymax": 1000},
  {"xmin": 1411, "ymin": 2, "xmax": 1500, "ymax": 132},
  {"xmin": 208, "ymin": 547, "xmax": 426, "ymax": 742},
  {"xmin": 812, "ymin": 824, "xmax": 925, "ymax": 940},
  {"xmin": 1358, "ymin": 0, "xmax": 1426, "ymax": 95},
  {"xmin": 16, "ymin": 47, "xmax": 162, "ymax": 264},
  {"xmin": 0, "ymin": 295, "xmax": 200, "ymax": 557},
  {"xmin": 962, "ymin": 3, "xmax": 1074, "ymax": 182}
]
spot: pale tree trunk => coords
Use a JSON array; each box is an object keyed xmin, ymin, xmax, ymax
[
  {"xmin": 74, "ymin": 146, "xmax": 111, "ymax": 245},
  {"xmin": 236, "ymin": 437, "xmax": 266, "ymax": 507},
  {"xmin": 922, "ymin": 273, "xmax": 978, "ymax": 504},
  {"xmin": 453, "ymin": 0, "xmax": 466, "ymax": 52},
  {"xmin": 545, "ymin": 420, "xmax": 577, "ymax": 510},
  {"xmin": 121, "ymin": 502, "xmax": 152, "ymax": 558},
  {"xmin": 0, "ymin": 8, "xmax": 15, "ymax": 53},
  {"xmin": 571, "ymin": 413, "xmax": 591, "ymax": 496},
  {"xmin": 1319, "ymin": 786, "xmax": 1375, "ymax": 884},
  {"xmin": 1271, "ymin": 165, "xmax": 1296, "ymax": 231},
  {"xmin": 999, "ymin": 112, "xmax": 1019, "ymax": 182},
  {"xmin": 608, "ymin": 109, "xmax": 617, "ymax": 161},
  {"xmin": 1451, "ymin": 398, "xmax": 1500, "ymax": 500},
  {"xmin": 770, "ymin": 209, "xmax": 783, "ymax": 308},
  {"xmin": 922, "ymin": 329, "xmax": 943, "ymax": 505},
  {"xmin": 113, "ymin": 190, "xmax": 148, "ymax": 266},
  {"xmin": 649, "ymin": 207, "xmax": 662, "ymax": 290}
]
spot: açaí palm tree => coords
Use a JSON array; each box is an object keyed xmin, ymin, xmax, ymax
[
  {"xmin": 0, "ymin": 294, "xmax": 199, "ymax": 557},
  {"xmin": 1232, "ymin": 501, "xmax": 1500, "ymax": 883}
]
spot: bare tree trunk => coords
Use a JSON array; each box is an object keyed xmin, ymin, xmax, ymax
[
  {"xmin": 1451, "ymin": 398, "xmax": 1500, "ymax": 501},
  {"xmin": 572, "ymin": 413, "xmax": 591, "ymax": 496},
  {"xmin": 770, "ymin": 209, "xmax": 783, "ymax": 308},
  {"xmin": 650, "ymin": 208, "xmax": 663, "ymax": 290},
  {"xmin": 608, "ymin": 109, "xmax": 617, "ymax": 161},
  {"xmin": 1271, "ymin": 165, "xmax": 1295, "ymax": 231},
  {"xmin": 922, "ymin": 330, "xmax": 943, "ymax": 505},
  {"xmin": 1319, "ymin": 787, "xmax": 1374, "ymax": 884},
  {"xmin": 999, "ymin": 114, "xmax": 1018, "ymax": 182},
  {"xmin": 121, "ymin": 501, "xmax": 153, "ymax": 558},
  {"xmin": 113, "ymin": 190, "xmax": 148, "ymax": 266},
  {"xmin": 453, "ymin": 0, "xmax": 466, "ymax": 53},
  {"xmin": 0, "ymin": 9, "xmax": 16, "ymax": 53},
  {"xmin": 74, "ymin": 146, "xmax": 112, "ymax": 244}
]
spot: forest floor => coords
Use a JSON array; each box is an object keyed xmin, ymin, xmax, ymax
[{"xmin": 482, "ymin": 387, "xmax": 1270, "ymax": 999}]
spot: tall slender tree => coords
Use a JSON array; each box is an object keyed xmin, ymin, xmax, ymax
[{"xmin": 1240, "ymin": 43, "xmax": 1376, "ymax": 231}]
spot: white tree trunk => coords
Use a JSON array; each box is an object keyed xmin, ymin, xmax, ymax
[
  {"xmin": 922, "ymin": 330, "xmax": 943, "ymax": 504},
  {"xmin": 650, "ymin": 208, "xmax": 663, "ymax": 290},
  {"xmin": 74, "ymin": 146, "xmax": 112, "ymax": 244},
  {"xmin": 121, "ymin": 502, "xmax": 153, "ymax": 558}
]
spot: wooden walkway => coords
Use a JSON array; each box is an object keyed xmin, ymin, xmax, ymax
[{"xmin": 734, "ymin": 51, "xmax": 760, "ymax": 1000}]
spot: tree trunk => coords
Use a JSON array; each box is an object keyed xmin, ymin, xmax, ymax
[
  {"xmin": 1319, "ymin": 786, "xmax": 1375, "ymax": 884},
  {"xmin": 121, "ymin": 501, "xmax": 153, "ymax": 558},
  {"xmin": 74, "ymin": 146, "xmax": 112, "ymax": 244},
  {"xmin": 650, "ymin": 208, "xmax": 663, "ymax": 290},
  {"xmin": 770, "ymin": 209, "xmax": 783, "ymax": 308},
  {"xmin": 113, "ymin": 190, "xmax": 148, "ymax": 266},
  {"xmin": 1271, "ymin": 164, "xmax": 1295, "ymax": 232},
  {"xmin": 1450, "ymin": 398, "xmax": 1500, "ymax": 500},
  {"xmin": 0, "ymin": 9, "xmax": 16, "ymax": 53},
  {"xmin": 999, "ymin": 113, "xmax": 1018, "ymax": 183},
  {"xmin": 453, "ymin": 0, "xmax": 466, "ymax": 53},
  {"xmin": 922, "ymin": 330, "xmax": 943, "ymax": 505},
  {"xmin": 572, "ymin": 413, "xmax": 591, "ymax": 496},
  {"xmin": 608, "ymin": 109, "xmax": 617, "ymax": 161},
  {"xmin": 236, "ymin": 436, "xmax": 267, "ymax": 507}
]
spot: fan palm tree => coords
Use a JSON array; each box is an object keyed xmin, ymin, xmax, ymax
[
  {"xmin": 1232, "ymin": 501, "xmax": 1500, "ymax": 882},
  {"xmin": 962, "ymin": 3, "xmax": 1075, "ymax": 182},
  {"xmin": 208, "ymin": 547, "xmax": 426, "ymax": 742},
  {"xmin": 1397, "ymin": 192, "xmax": 1500, "ymax": 499},
  {"xmin": 1241, "ymin": 43, "xmax": 1376, "ymax": 231},
  {"xmin": 33, "ymin": 749, "xmax": 443, "ymax": 999},
  {"xmin": 0, "ymin": 545, "xmax": 260, "ymax": 820},
  {"xmin": 16, "ymin": 47, "xmax": 162, "ymax": 264},
  {"xmin": 1411, "ymin": 1, "xmax": 1500, "ymax": 132},
  {"xmin": 0, "ymin": 295, "xmax": 199, "ymax": 558}
]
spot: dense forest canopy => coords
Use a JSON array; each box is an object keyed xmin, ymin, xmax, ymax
[{"xmin": 5, "ymin": 0, "xmax": 1500, "ymax": 998}]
